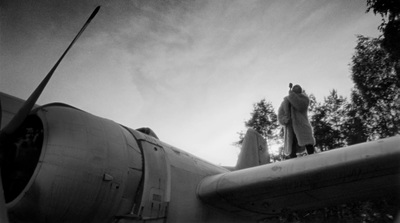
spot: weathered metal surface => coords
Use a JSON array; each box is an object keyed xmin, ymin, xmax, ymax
[
  {"xmin": 198, "ymin": 136, "xmax": 400, "ymax": 219},
  {"xmin": 6, "ymin": 104, "xmax": 143, "ymax": 223},
  {"xmin": 236, "ymin": 128, "xmax": 270, "ymax": 170},
  {"xmin": 3, "ymin": 92, "xmax": 399, "ymax": 223},
  {"xmin": 158, "ymin": 142, "xmax": 250, "ymax": 223},
  {"xmin": 124, "ymin": 130, "xmax": 170, "ymax": 220}
]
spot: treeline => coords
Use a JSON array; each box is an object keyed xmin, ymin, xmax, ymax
[
  {"xmin": 238, "ymin": 17, "xmax": 400, "ymax": 162},
  {"xmin": 237, "ymin": 1, "xmax": 400, "ymax": 222},
  {"xmin": 237, "ymin": 34, "xmax": 400, "ymax": 223}
]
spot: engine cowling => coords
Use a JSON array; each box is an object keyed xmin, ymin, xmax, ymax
[{"xmin": 4, "ymin": 104, "xmax": 143, "ymax": 222}]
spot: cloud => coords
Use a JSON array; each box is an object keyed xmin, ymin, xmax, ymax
[
  {"xmin": 1, "ymin": 0, "xmax": 383, "ymax": 165},
  {"xmin": 107, "ymin": 0, "xmax": 271, "ymax": 102}
]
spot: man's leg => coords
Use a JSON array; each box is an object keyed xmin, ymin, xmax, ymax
[
  {"xmin": 290, "ymin": 134, "xmax": 298, "ymax": 158},
  {"xmin": 306, "ymin": 144, "xmax": 314, "ymax": 154}
]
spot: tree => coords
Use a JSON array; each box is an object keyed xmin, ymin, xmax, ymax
[
  {"xmin": 366, "ymin": 0, "xmax": 400, "ymax": 83},
  {"xmin": 342, "ymin": 101, "xmax": 369, "ymax": 145},
  {"xmin": 366, "ymin": 0, "xmax": 400, "ymax": 22},
  {"xmin": 350, "ymin": 36, "xmax": 400, "ymax": 140},
  {"xmin": 310, "ymin": 90, "xmax": 349, "ymax": 151},
  {"xmin": 308, "ymin": 93, "xmax": 318, "ymax": 112},
  {"xmin": 237, "ymin": 99, "xmax": 279, "ymax": 147}
]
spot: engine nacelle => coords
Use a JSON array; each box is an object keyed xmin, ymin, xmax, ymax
[{"xmin": 4, "ymin": 104, "xmax": 144, "ymax": 222}]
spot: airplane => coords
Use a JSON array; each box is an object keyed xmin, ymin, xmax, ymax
[{"xmin": 0, "ymin": 6, "xmax": 399, "ymax": 223}]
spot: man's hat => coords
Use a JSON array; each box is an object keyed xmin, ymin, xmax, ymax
[{"xmin": 293, "ymin": 85, "xmax": 302, "ymax": 93}]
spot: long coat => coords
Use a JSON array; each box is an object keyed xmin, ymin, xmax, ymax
[{"xmin": 278, "ymin": 91, "xmax": 315, "ymax": 155}]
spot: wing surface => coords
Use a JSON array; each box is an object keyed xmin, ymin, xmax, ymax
[{"xmin": 198, "ymin": 136, "xmax": 400, "ymax": 220}]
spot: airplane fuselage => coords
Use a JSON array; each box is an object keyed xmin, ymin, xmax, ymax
[{"xmin": 4, "ymin": 102, "xmax": 251, "ymax": 222}]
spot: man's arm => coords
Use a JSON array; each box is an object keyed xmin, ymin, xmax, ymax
[
  {"xmin": 287, "ymin": 91, "xmax": 309, "ymax": 112},
  {"xmin": 278, "ymin": 98, "xmax": 290, "ymax": 125}
]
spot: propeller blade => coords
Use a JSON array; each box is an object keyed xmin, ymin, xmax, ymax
[
  {"xmin": 0, "ymin": 5, "xmax": 100, "ymax": 137},
  {"xmin": 0, "ymin": 7, "xmax": 100, "ymax": 222}
]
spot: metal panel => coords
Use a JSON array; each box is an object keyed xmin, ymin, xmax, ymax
[
  {"xmin": 138, "ymin": 137, "xmax": 170, "ymax": 220},
  {"xmin": 121, "ymin": 130, "xmax": 170, "ymax": 221}
]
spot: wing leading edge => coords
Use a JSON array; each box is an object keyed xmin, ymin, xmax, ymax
[{"xmin": 197, "ymin": 136, "xmax": 400, "ymax": 220}]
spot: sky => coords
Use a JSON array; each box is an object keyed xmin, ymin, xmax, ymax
[{"xmin": 0, "ymin": 0, "xmax": 382, "ymax": 166}]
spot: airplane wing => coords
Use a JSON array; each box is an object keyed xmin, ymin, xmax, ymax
[
  {"xmin": 0, "ymin": 92, "xmax": 39, "ymax": 129},
  {"xmin": 198, "ymin": 136, "xmax": 400, "ymax": 220}
]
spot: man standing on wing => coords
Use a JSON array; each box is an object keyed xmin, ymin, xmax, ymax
[{"xmin": 278, "ymin": 84, "xmax": 315, "ymax": 159}]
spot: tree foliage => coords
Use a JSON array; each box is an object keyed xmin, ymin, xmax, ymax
[
  {"xmin": 236, "ymin": 2, "xmax": 400, "ymax": 221},
  {"xmin": 342, "ymin": 102, "xmax": 369, "ymax": 145},
  {"xmin": 350, "ymin": 35, "xmax": 400, "ymax": 140},
  {"xmin": 366, "ymin": 0, "xmax": 400, "ymax": 25},
  {"xmin": 245, "ymin": 99, "xmax": 279, "ymax": 140},
  {"xmin": 237, "ymin": 99, "xmax": 279, "ymax": 146},
  {"xmin": 366, "ymin": 0, "xmax": 400, "ymax": 83},
  {"xmin": 310, "ymin": 90, "xmax": 349, "ymax": 151}
]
